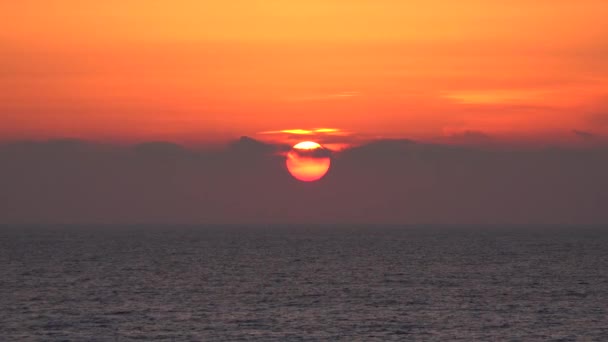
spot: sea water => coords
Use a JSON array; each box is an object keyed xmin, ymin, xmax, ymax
[{"xmin": 1, "ymin": 225, "xmax": 607, "ymax": 341}]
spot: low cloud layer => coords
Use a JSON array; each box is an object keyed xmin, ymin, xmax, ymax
[
  {"xmin": 572, "ymin": 130, "xmax": 595, "ymax": 140},
  {"xmin": 1, "ymin": 138, "xmax": 607, "ymax": 225}
]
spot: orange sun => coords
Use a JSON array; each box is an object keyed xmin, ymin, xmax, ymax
[{"xmin": 286, "ymin": 141, "xmax": 331, "ymax": 182}]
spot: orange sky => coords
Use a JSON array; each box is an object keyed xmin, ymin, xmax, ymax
[{"xmin": 2, "ymin": 0, "xmax": 608, "ymax": 146}]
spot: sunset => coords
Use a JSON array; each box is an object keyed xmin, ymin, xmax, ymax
[
  {"xmin": 2, "ymin": 1, "xmax": 608, "ymax": 146},
  {"xmin": 1, "ymin": 1, "xmax": 608, "ymax": 340}
]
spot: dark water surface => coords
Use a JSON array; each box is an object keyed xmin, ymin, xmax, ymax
[{"xmin": 1, "ymin": 225, "xmax": 607, "ymax": 341}]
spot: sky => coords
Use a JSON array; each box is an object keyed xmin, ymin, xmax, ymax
[{"xmin": 2, "ymin": 0, "xmax": 608, "ymax": 147}]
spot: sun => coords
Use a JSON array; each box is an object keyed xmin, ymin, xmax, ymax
[
  {"xmin": 286, "ymin": 141, "xmax": 331, "ymax": 182},
  {"xmin": 293, "ymin": 141, "xmax": 322, "ymax": 150}
]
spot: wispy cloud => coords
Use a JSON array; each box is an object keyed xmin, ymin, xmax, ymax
[
  {"xmin": 260, "ymin": 128, "xmax": 349, "ymax": 136},
  {"xmin": 257, "ymin": 128, "xmax": 356, "ymax": 150},
  {"xmin": 261, "ymin": 129, "xmax": 314, "ymax": 135},
  {"xmin": 441, "ymin": 89, "xmax": 546, "ymax": 105},
  {"xmin": 283, "ymin": 91, "xmax": 361, "ymax": 102},
  {"xmin": 572, "ymin": 130, "xmax": 594, "ymax": 140}
]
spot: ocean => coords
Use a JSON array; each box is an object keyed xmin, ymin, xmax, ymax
[{"xmin": 1, "ymin": 225, "xmax": 607, "ymax": 341}]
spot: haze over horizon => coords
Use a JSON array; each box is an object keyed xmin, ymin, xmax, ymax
[{"xmin": 1, "ymin": 136, "xmax": 606, "ymax": 225}]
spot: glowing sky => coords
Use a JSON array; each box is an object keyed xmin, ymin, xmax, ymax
[{"xmin": 2, "ymin": 0, "xmax": 608, "ymax": 146}]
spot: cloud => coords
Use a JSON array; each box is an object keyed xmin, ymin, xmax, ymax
[
  {"xmin": 257, "ymin": 128, "xmax": 356, "ymax": 150},
  {"xmin": 1, "ymin": 138, "xmax": 607, "ymax": 224},
  {"xmin": 259, "ymin": 128, "xmax": 348, "ymax": 136},
  {"xmin": 572, "ymin": 130, "xmax": 595, "ymax": 140},
  {"xmin": 445, "ymin": 130, "xmax": 493, "ymax": 145},
  {"xmin": 441, "ymin": 89, "xmax": 545, "ymax": 105},
  {"xmin": 283, "ymin": 91, "xmax": 361, "ymax": 102},
  {"xmin": 261, "ymin": 129, "xmax": 314, "ymax": 135}
]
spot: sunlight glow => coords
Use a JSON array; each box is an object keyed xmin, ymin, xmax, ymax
[{"xmin": 293, "ymin": 141, "xmax": 322, "ymax": 150}]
